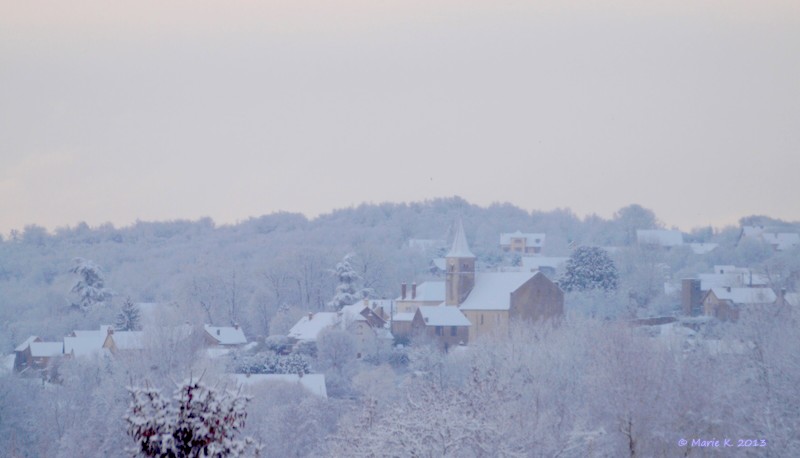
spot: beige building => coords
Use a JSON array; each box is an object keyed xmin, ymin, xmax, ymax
[
  {"xmin": 459, "ymin": 271, "xmax": 564, "ymax": 341},
  {"xmin": 500, "ymin": 231, "xmax": 545, "ymax": 254}
]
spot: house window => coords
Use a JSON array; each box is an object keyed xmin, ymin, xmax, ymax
[
  {"xmin": 480, "ymin": 314, "xmax": 484, "ymax": 325},
  {"xmin": 435, "ymin": 326, "xmax": 443, "ymax": 336},
  {"xmin": 451, "ymin": 326, "xmax": 457, "ymax": 336}
]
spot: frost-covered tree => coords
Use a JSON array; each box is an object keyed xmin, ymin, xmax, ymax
[
  {"xmin": 560, "ymin": 246, "xmax": 618, "ymax": 292},
  {"xmin": 69, "ymin": 257, "xmax": 113, "ymax": 312},
  {"xmin": 326, "ymin": 254, "xmax": 368, "ymax": 310},
  {"xmin": 125, "ymin": 380, "xmax": 255, "ymax": 457},
  {"xmin": 231, "ymin": 353, "xmax": 312, "ymax": 375},
  {"xmin": 115, "ymin": 297, "xmax": 142, "ymax": 331},
  {"xmin": 316, "ymin": 329, "xmax": 358, "ymax": 396}
]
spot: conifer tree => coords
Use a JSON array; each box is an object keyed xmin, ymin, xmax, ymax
[
  {"xmin": 115, "ymin": 297, "xmax": 142, "ymax": 331},
  {"xmin": 560, "ymin": 246, "xmax": 619, "ymax": 292},
  {"xmin": 327, "ymin": 254, "xmax": 369, "ymax": 310},
  {"xmin": 69, "ymin": 257, "xmax": 114, "ymax": 312}
]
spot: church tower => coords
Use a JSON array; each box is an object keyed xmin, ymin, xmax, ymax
[{"xmin": 446, "ymin": 220, "xmax": 475, "ymax": 306}]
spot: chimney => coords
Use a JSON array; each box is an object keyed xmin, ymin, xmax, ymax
[
  {"xmin": 216, "ymin": 329, "xmax": 221, "ymax": 336},
  {"xmin": 233, "ymin": 322, "xmax": 239, "ymax": 330},
  {"xmin": 412, "ymin": 282, "xmax": 417, "ymax": 299},
  {"xmin": 401, "ymin": 282, "xmax": 407, "ymax": 300},
  {"xmin": 726, "ymin": 286, "xmax": 731, "ymax": 293},
  {"xmin": 308, "ymin": 312, "xmax": 313, "ymax": 320},
  {"xmin": 107, "ymin": 328, "xmax": 114, "ymax": 336}
]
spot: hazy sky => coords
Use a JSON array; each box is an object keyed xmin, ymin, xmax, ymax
[{"xmin": 2, "ymin": 0, "xmax": 799, "ymax": 235}]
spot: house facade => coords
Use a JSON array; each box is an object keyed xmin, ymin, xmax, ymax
[
  {"xmin": 500, "ymin": 231, "xmax": 545, "ymax": 254},
  {"xmin": 459, "ymin": 271, "xmax": 564, "ymax": 341},
  {"xmin": 702, "ymin": 287, "xmax": 778, "ymax": 321},
  {"xmin": 410, "ymin": 306, "xmax": 471, "ymax": 350}
]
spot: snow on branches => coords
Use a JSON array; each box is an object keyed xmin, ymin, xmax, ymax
[
  {"xmin": 116, "ymin": 297, "xmax": 142, "ymax": 331},
  {"xmin": 125, "ymin": 380, "xmax": 256, "ymax": 457},
  {"xmin": 560, "ymin": 246, "xmax": 619, "ymax": 292},
  {"xmin": 69, "ymin": 257, "xmax": 113, "ymax": 312},
  {"xmin": 327, "ymin": 253, "xmax": 370, "ymax": 310}
]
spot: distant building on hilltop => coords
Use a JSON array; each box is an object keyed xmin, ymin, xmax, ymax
[
  {"xmin": 500, "ymin": 231, "xmax": 545, "ymax": 254},
  {"xmin": 739, "ymin": 225, "xmax": 800, "ymax": 251}
]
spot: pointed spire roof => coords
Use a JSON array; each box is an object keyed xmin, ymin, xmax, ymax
[{"xmin": 447, "ymin": 220, "xmax": 475, "ymax": 258}]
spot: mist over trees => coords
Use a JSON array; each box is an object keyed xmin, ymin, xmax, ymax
[{"xmin": 1, "ymin": 198, "xmax": 799, "ymax": 456}]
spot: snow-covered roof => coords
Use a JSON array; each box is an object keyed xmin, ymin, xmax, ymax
[
  {"xmin": 287, "ymin": 312, "xmax": 339, "ymax": 341},
  {"xmin": 458, "ymin": 272, "xmax": 539, "ymax": 311},
  {"xmin": 762, "ymin": 233, "xmax": 800, "ymax": 251},
  {"xmin": 520, "ymin": 256, "xmax": 568, "ymax": 271},
  {"xmin": 417, "ymin": 306, "xmax": 471, "ymax": 327},
  {"xmin": 340, "ymin": 304, "xmax": 369, "ymax": 323},
  {"xmin": 392, "ymin": 312, "xmax": 415, "ymax": 322},
  {"xmin": 15, "ymin": 336, "xmax": 39, "ymax": 352},
  {"xmin": 204, "ymin": 325, "xmax": 247, "ymax": 345},
  {"xmin": 741, "ymin": 225, "xmax": 766, "ymax": 237},
  {"xmin": 30, "ymin": 342, "xmax": 63, "ymax": 358},
  {"xmin": 784, "ymin": 293, "xmax": 800, "ymax": 307},
  {"xmin": 699, "ymin": 271, "xmax": 768, "ymax": 290},
  {"xmin": 367, "ymin": 299, "xmax": 394, "ymax": 315},
  {"xmin": 108, "ymin": 331, "xmax": 146, "ymax": 350},
  {"xmin": 231, "ymin": 373, "xmax": 328, "ymax": 398},
  {"xmin": 396, "ymin": 281, "xmax": 445, "ymax": 302},
  {"xmin": 447, "ymin": 220, "xmax": 474, "ymax": 258},
  {"xmin": 636, "ymin": 229, "xmax": 683, "ymax": 247},
  {"xmin": 688, "ymin": 243, "xmax": 718, "ymax": 255},
  {"xmin": 500, "ymin": 231, "xmax": 546, "ymax": 246},
  {"xmin": 64, "ymin": 330, "xmax": 107, "ymax": 357},
  {"xmin": 709, "ymin": 287, "xmax": 777, "ymax": 305}
]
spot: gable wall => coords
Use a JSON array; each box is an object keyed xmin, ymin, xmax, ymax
[{"xmin": 509, "ymin": 274, "xmax": 564, "ymax": 321}]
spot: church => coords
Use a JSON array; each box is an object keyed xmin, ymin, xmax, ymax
[{"xmin": 394, "ymin": 221, "xmax": 565, "ymax": 343}]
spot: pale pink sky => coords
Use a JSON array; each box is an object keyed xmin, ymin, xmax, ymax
[{"xmin": 1, "ymin": 0, "xmax": 799, "ymax": 234}]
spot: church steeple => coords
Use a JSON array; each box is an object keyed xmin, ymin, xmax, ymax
[
  {"xmin": 446, "ymin": 220, "xmax": 475, "ymax": 306},
  {"xmin": 447, "ymin": 220, "xmax": 475, "ymax": 258}
]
